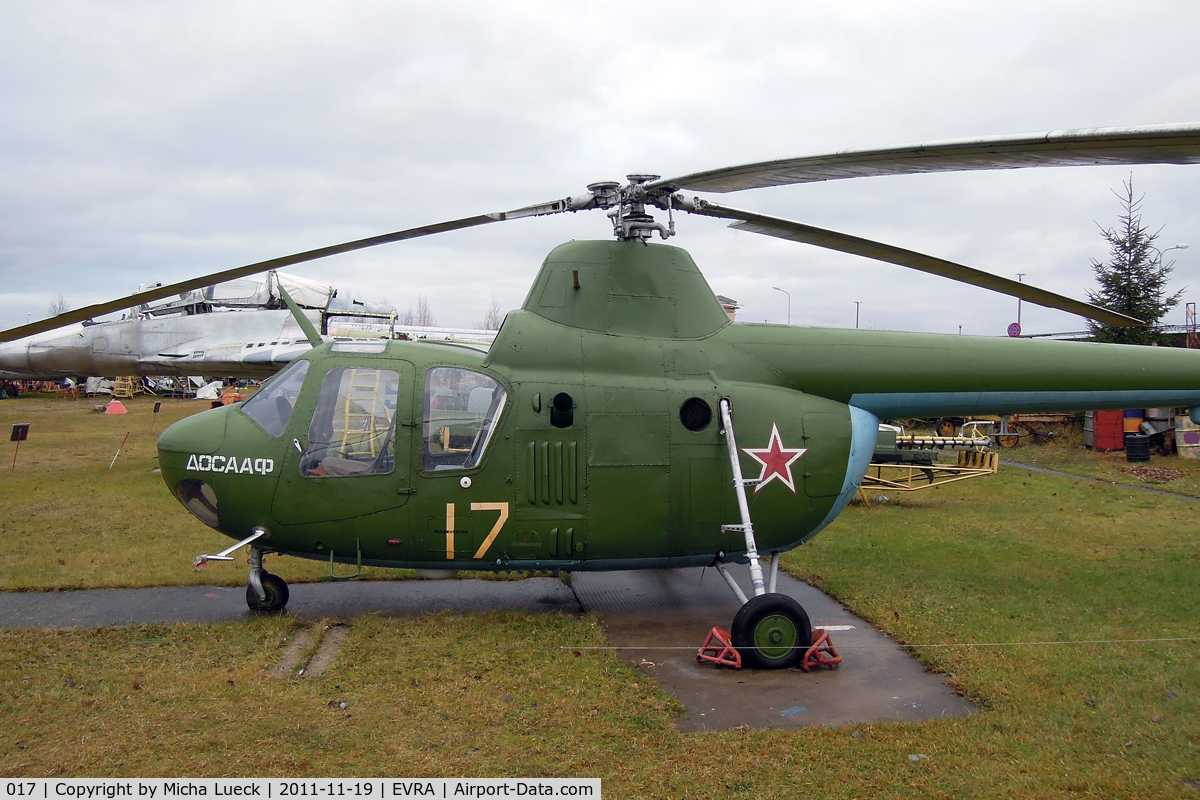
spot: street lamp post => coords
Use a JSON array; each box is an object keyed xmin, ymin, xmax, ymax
[
  {"xmin": 1015, "ymin": 273, "xmax": 1025, "ymax": 327},
  {"xmin": 1151, "ymin": 243, "xmax": 1190, "ymax": 263},
  {"xmin": 772, "ymin": 287, "xmax": 790, "ymax": 325}
]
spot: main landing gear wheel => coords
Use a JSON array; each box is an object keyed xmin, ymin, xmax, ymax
[
  {"xmin": 246, "ymin": 572, "xmax": 289, "ymax": 613},
  {"xmin": 731, "ymin": 592, "xmax": 812, "ymax": 670}
]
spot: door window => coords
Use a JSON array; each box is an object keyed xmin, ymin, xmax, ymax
[
  {"xmin": 301, "ymin": 366, "xmax": 400, "ymax": 478},
  {"xmin": 422, "ymin": 367, "xmax": 506, "ymax": 471}
]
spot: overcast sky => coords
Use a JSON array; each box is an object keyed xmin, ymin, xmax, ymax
[{"xmin": 2, "ymin": 2, "xmax": 1198, "ymax": 336}]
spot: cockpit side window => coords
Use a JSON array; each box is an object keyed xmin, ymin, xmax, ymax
[
  {"xmin": 422, "ymin": 367, "xmax": 506, "ymax": 472},
  {"xmin": 301, "ymin": 367, "xmax": 400, "ymax": 478},
  {"xmin": 240, "ymin": 359, "xmax": 310, "ymax": 437}
]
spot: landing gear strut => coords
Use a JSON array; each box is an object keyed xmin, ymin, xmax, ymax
[
  {"xmin": 246, "ymin": 545, "xmax": 289, "ymax": 614},
  {"xmin": 192, "ymin": 529, "xmax": 289, "ymax": 613},
  {"xmin": 717, "ymin": 398, "xmax": 811, "ymax": 669}
]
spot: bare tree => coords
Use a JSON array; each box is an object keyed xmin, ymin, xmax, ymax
[
  {"xmin": 48, "ymin": 294, "xmax": 71, "ymax": 317},
  {"xmin": 476, "ymin": 296, "xmax": 504, "ymax": 330},
  {"xmin": 415, "ymin": 294, "xmax": 436, "ymax": 327},
  {"xmin": 396, "ymin": 296, "xmax": 436, "ymax": 327}
]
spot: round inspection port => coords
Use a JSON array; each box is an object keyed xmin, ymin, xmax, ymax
[{"xmin": 679, "ymin": 397, "xmax": 712, "ymax": 432}]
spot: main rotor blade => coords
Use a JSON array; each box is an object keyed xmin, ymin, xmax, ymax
[
  {"xmin": 654, "ymin": 123, "xmax": 1200, "ymax": 193},
  {"xmin": 693, "ymin": 201, "xmax": 1143, "ymax": 328},
  {"xmin": 0, "ymin": 198, "xmax": 575, "ymax": 343}
]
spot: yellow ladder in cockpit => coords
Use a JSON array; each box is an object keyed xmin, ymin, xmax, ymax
[{"xmin": 340, "ymin": 369, "xmax": 382, "ymax": 457}]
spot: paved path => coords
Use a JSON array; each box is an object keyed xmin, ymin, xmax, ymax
[
  {"xmin": 0, "ymin": 567, "xmax": 972, "ymax": 731},
  {"xmin": 0, "ymin": 579, "xmax": 579, "ymax": 628}
]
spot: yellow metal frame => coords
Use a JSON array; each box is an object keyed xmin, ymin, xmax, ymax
[
  {"xmin": 112, "ymin": 376, "xmax": 150, "ymax": 399},
  {"xmin": 860, "ymin": 450, "xmax": 999, "ymax": 497}
]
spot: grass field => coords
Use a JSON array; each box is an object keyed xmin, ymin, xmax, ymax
[
  {"xmin": 1, "ymin": 396, "xmax": 1197, "ymax": 797},
  {"xmin": 0, "ymin": 396, "xmax": 402, "ymax": 589}
]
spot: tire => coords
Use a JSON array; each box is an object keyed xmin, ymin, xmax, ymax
[
  {"xmin": 246, "ymin": 572, "xmax": 289, "ymax": 613},
  {"xmin": 731, "ymin": 593, "xmax": 812, "ymax": 670},
  {"xmin": 935, "ymin": 418, "xmax": 957, "ymax": 437},
  {"xmin": 997, "ymin": 434, "xmax": 1019, "ymax": 449}
]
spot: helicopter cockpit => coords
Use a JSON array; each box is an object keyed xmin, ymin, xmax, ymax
[{"xmin": 240, "ymin": 353, "xmax": 509, "ymax": 479}]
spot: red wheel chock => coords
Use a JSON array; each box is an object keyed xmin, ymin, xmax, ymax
[
  {"xmin": 697, "ymin": 627, "xmax": 742, "ymax": 669},
  {"xmin": 802, "ymin": 628, "xmax": 841, "ymax": 672}
]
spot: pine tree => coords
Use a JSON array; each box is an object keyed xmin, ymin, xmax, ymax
[{"xmin": 1087, "ymin": 178, "xmax": 1182, "ymax": 345}]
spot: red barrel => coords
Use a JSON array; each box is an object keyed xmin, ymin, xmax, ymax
[{"xmin": 1093, "ymin": 410, "xmax": 1125, "ymax": 451}]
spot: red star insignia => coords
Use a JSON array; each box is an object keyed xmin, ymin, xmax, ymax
[{"xmin": 741, "ymin": 422, "xmax": 807, "ymax": 494}]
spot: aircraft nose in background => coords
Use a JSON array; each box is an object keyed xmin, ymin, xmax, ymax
[
  {"xmin": 0, "ymin": 338, "xmax": 32, "ymax": 375},
  {"xmin": 0, "ymin": 328, "xmax": 95, "ymax": 377}
]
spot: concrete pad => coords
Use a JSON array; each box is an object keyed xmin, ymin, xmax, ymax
[{"xmin": 571, "ymin": 566, "xmax": 974, "ymax": 732}]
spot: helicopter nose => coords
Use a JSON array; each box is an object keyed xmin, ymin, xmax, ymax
[
  {"xmin": 157, "ymin": 405, "xmax": 230, "ymax": 528},
  {"xmin": 157, "ymin": 404, "xmax": 229, "ymax": 457}
]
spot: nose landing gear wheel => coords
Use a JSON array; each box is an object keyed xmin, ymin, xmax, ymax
[
  {"xmin": 246, "ymin": 572, "xmax": 289, "ymax": 613},
  {"xmin": 731, "ymin": 593, "xmax": 812, "ymax": 670}
]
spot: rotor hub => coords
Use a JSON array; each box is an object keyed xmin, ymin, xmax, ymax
[{"xmin": 596, "ymin": 174, "xmax": 678, "ymax": 243}]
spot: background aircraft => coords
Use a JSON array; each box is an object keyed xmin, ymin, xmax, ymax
[{"xmin": 0, "ymin": 270, "xmax": 405, "ymax": 380}]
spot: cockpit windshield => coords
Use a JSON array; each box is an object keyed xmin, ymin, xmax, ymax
[
  {"xmin": 422, "ymin": 367, "xmax": 506, "ymax": 471},
  {"xmin": 240, "ymin": 358, "xmax": 310, "ymax": 437}
]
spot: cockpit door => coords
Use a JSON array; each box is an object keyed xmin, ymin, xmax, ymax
[{"xmin": 272, "ymin": 358, "xmax": 415, "ymax": 524}]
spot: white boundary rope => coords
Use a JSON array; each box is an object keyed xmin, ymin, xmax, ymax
[{"xmin": 564, "ymin": 636, "xmax": 1196, "ymax": 651}]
